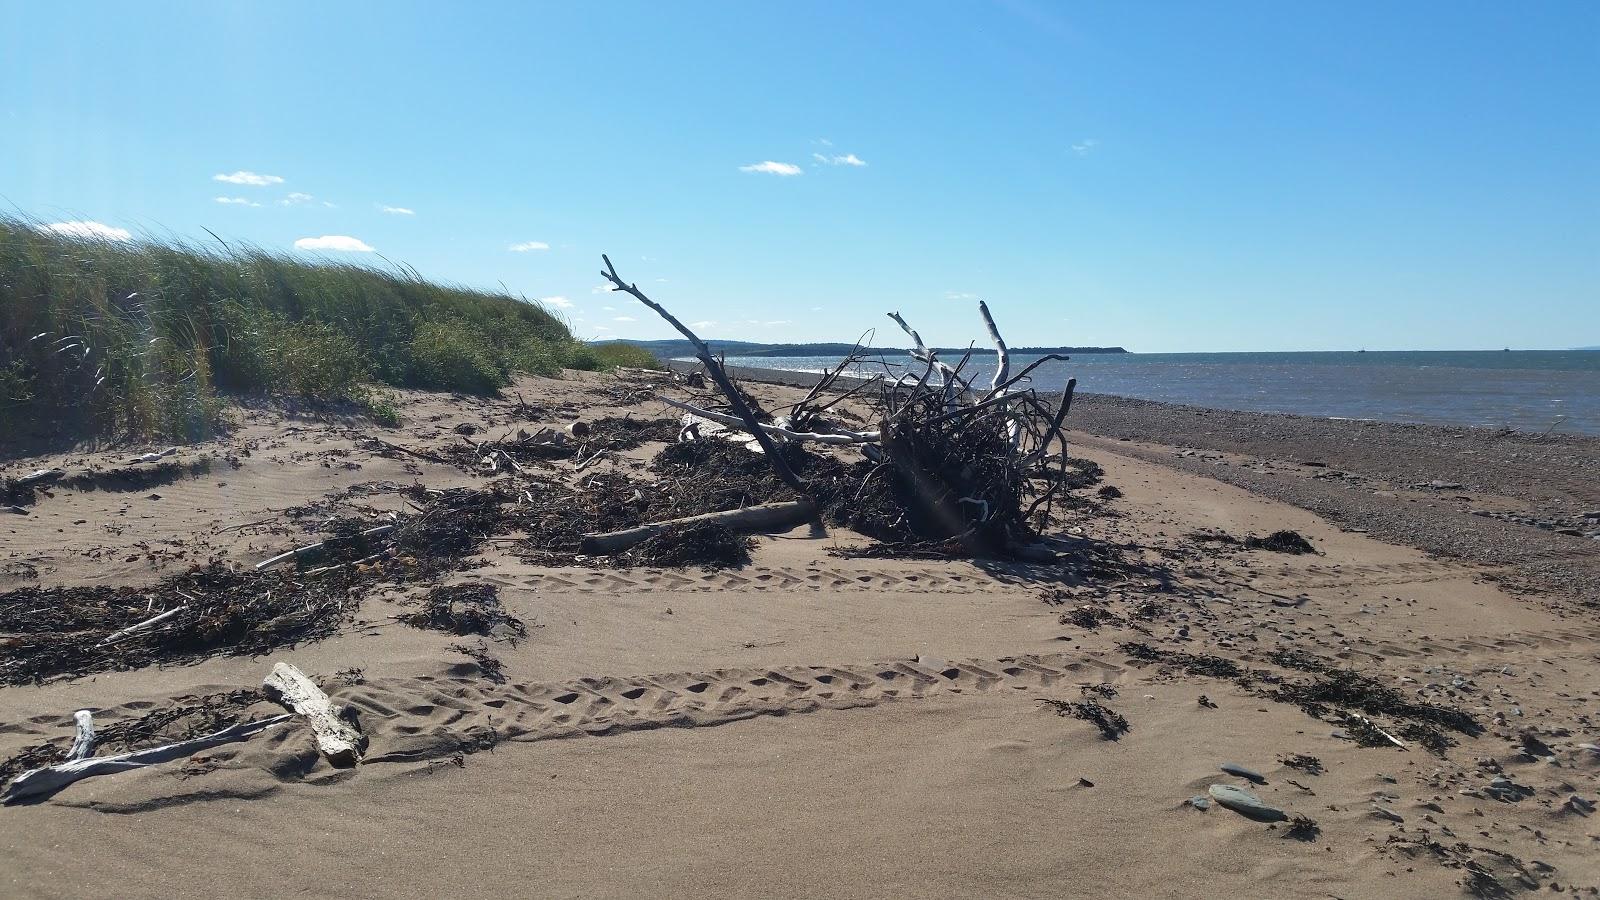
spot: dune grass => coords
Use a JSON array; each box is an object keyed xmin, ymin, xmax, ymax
[{"xmin": 0, "ymin": 216, "xmax": 655, "ymax": 443}]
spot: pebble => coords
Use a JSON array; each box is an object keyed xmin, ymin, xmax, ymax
[
  {"xmin": 1220, "ymin": 763, "xmax": 1266, "ymax": 784},
  {"xmin": 1207, "ymin": 784, "xmax": 1286, "ymax": 821},
  {"xmin": 1370, "ymin": 805, "xmax": 1404, "ymax": 823},
  {"xmin": 1563, "ymin": 795, "xmax": 1595, "ymax": 816},
  {"xmin": 1188, "ymin": 795, "xmax": 1212, "ymax": 810}
]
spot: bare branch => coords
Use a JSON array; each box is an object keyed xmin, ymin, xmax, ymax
[{"xmin": 602, "ymin": 254, "xmax": 806, "ymax": 495}]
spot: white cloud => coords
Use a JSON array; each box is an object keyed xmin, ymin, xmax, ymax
[
  {"xmin": 280, "ymin": 192, "xmax": 316, "ymax": 206},
  {"xmin": 945, "ymin": 291, "xmax": 978, "ymax": 301},
  {"xmin": 690, "ymin": 320, "xmax": 718, "ymax": 329},
  {"xmin": 591, "ymin": 283, "xmax": 614, "ymax": 294},
  {"xmin": 815, "ymin": 137, "xmax": 833, "ymax": 147},
  {"xmin": 213, "ymin": 170, "xmax": 283, "ymax": 186},
  {"xmin": 812, "ymin": 152, "xmax": 867, "ymax": 167},
  {"xmin": 380, "ymin": 205, "xmax": 415, "ymax": 216},
  {"xmin": 613, "ymin": 315, "xmax": 637, "ymax": 322},
  {"xmin": 1071, "ymin": 139, "xmax": 1098, "ymax": 156},
  {"xmin": 293, "ymin": 235, "xmax": 375, "ymax": 252},
  {"xmin": 508, "ymin": 240, "xmax": 549, "ymax": 252},
  {"xmin": 541, "ymin": 296, "xmax": 574, "ymax": 308},
  {"xmin": 739, "ymin": 160, "xmax": 803, "ymax": 176},
  {"xmin": 36, "ymin": 220, "xmax": 132, "ymax": 241},
  {"xmin": 214, "ymin": 196, "xmax": 260, "ymax": 207},
  {"xmin": 764, "ymin": 320, "xmax": 792, "ymax": 326}
]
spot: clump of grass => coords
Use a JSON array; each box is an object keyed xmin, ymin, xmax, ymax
[
  {"xmin": 574, "ymin": 341, "xmax": 661, "ymax": 371},
  {"xmin": 0, "ymin": 215, "xmax": 639, "ymax": 444}
]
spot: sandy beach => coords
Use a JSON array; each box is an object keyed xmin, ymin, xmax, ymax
[{"xmin": 2, "ymin": 368, "xmax": 1597, "ymax": 899}]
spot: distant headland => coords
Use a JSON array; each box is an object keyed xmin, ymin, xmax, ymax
[{"xmin": 594, "ymin": 339, "xmax": 1129, "ymax": 358}]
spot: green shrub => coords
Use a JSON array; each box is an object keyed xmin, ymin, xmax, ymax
[
  {"xmin": 360, "ymin": 390, "xmax": 401, "ymax": 427},
  {"xmin": 574, "ymin": 341, "xmax": 660, "ymax": 371},
  {"xmin": 407, "ymin": 320, "xmax": 510, "ymax": 394}
]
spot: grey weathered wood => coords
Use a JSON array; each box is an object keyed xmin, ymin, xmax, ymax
[
  {"xmin": 658, "ymin": 397, "xmax": 878, "ymax": 444},
  {"xmin": 262, "ymin": 662, "xmax": 365, "ymax": 766},
  {"xmin": 96, "ymin": 604, "xmax": 187, "ymax": 646},
  {"xmin": 67, "ymin": 710, "xmax": 95, "ymax": 761},
  {"xmin": 254, "ymin": 524, "xmax": 394, "ymax": 571},
  {"xmin": 977, "ymin": 300, "xmax": 1010, "ymax": 396},
  {"xmin": 580, "ymin": 500, "xmax": 818, "ymax": 556},
  {"xmin": 2, "ymin": 715, "xmax": 292, "ymax": 804},
  {"xmin": 16, "ymin": 468, "xmax": 65, "ymax": 487}
]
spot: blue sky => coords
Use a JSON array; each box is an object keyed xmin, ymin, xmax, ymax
[{"xmin": 2, "ymin": 1, "xmax": 1595, "ymax": 351}]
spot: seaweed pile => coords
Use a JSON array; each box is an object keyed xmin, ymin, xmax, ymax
[{"xmin": 0, "ymin": 565, "xmax": 366, "ymax": 685}]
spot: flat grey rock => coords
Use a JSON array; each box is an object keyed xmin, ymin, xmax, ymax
[
  {"xmin": 1207, "ymin": 783, "xmax": 1286, "ymax": 821},
  {"xmin": 1188, "ymin": 795, "xmax": 1211, "ymax": 810},
  {"xmin": 1220, "ymin": 763, "xmax": 1266, "ymax": 784},
  {"xmin": 1370, "ymin": 805, "xmax": 1404, "ymax": 823}
]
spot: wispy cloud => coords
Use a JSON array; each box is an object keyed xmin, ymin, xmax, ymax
[
  {"xmin": 293, "ymin": 235, "xmax": 374, "ymax": 252},
  {"xmin": 379, "ymin": 205, "xmax": 415, "ymax": 216},
  {"xmin": 214, "ymin": 196, "xmax": 260, "ymax": 207},
  {"xmin": 764, "ymin": 320, "xmax": 792, "ymax": 326},
  {"xmin": 36, "ymin": 221, "xmax": 132, "ymax": 241},
  {"xmin": 280, "ymin": 192, "xmax": 316, "ymax": 206},
  {"xmin": 812, "ymin": 152, "xmax": 867, "ymax": 167},
  {"xmin": 944, "ymin": 291, "xmax": 978, "ymax": 301},
  {"xmin": 1071, "ymin": 139, "xmax": 1098, "ymax": 156},
  {"xmin": 739, "ymin": 161, "xmax": 803, "ymax": 176},
  {"xmin": 213, "ymin": 170, "xmax": 283, "ymax": 186},
  {"xmin": 613, "ymin": 315, "xmax": 637, "ymax": 322},
  {"xmin": 540, "ymin": 296, "xmax": 574, "ymax": 308},
  {"xmin": 508, "ymin": 240, "xmax": 549, "ymax": 252},
  {"xmin": 690, "ymin": 320, "xmax": 718, "ymax": 330},
  {"xmin": 591, "ymin": 283, "xmax": 613, "ymax": 294}
]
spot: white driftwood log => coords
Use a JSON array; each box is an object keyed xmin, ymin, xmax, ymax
[
  {"xmin": 658, "ymin": 397, "xmax": 879, "ymax": 444},
  {"xmin": 96, "ymin": 604, "xmax": 187, "ymax": 646},
  {"xmin": 262, "ymin": 662, "xmax": 365, "ymax": 766},
  {"xmin": 2, "ymin": 715, "xmax": 292, "ymax": 804},
  {"xmin": 977, "ymin": 300, "xmax": 1011, "ymax": 396},
  {"xmin": 255, "ymin": 524, "xmax": 395, "ymax": 571},
  {"xmin": 16, "ymin": 468, "xmax": 65, "ymax": 487},
  {"xmin": 580, "ymin": 500, "xmax": 818, "ymax": 555},
  {"xmin": 68, "ymin": 710, "xmax": 95, "ymax": 761}
]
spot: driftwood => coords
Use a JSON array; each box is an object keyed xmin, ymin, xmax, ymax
[
  {"xmin": 255, "ymin": 524, "xmax": 395, "ymax": 571},
  {"xmin": 262, "ymin": 661, "xmax": 365, "ymax": 766},
  {"xmin": 658, "ymin": 397, "xmax": 879, "ymax": 444},
  {"xmin": 126, "ymin": 448, "xmax": 177, "ymax": 465},
  {"xmin": 580, "ymin": 500, "xmax": 818, "ymax": 555},
  {"xmin": 2, "ymin": 715, "xmax": 293, "ymax": 804},
  {"xmin": 17, "ymin": 468, "xmax": 65, "ymax": 487},
  {"xmin": 68, "ymin": 710, "xmax": 95, "ymax": 761},
  {"xmin": 96, "ymin": 604, "xmax": 187, "ymax": 646}
]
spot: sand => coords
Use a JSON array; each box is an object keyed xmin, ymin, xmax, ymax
[{"xmin": 2, "ymin": 369, "xmax": 1596, "ymax": 899}]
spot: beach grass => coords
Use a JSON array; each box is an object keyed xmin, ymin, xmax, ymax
[{"xmin": 0, "ymin": 216, "xmax": 655, "ymax": 442}]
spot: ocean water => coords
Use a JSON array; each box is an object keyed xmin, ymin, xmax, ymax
[{"xmin": 700, "ymin": 350, "xmax": 1600, "ymax": 436}]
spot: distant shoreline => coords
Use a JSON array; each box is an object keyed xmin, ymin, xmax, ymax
[{"xmin": 601, "ymin": 339, "xmax": 1128, "ymax": 358}]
